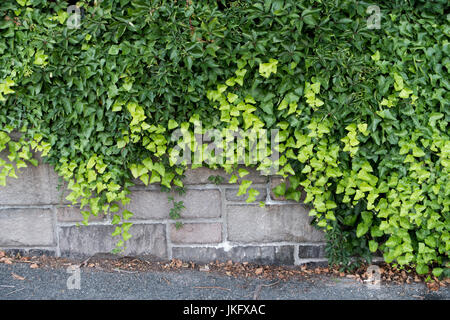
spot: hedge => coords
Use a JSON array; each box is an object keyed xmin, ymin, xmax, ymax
[{"xmin": 0, "ymin": 0, "xmax": 448, "ymax": 276}]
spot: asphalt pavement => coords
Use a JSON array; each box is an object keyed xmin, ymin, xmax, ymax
[{"xmin": 0, "ymin": 262, "xmax": 448, "ymax": 300}]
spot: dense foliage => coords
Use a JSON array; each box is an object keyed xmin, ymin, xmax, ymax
[{"xmin": 0, "ymin": 0, "xmax": 448, "ymax": 276}]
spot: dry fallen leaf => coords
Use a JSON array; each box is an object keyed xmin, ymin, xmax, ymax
[
  {"xmin": 30, "ymin": 263, "xmax": 39, "ymax": 269},
  {"xmin": 12, "ymin": 273, "xmax": 25, "ymax": 281},
  {"xmin": 427, "ymin": 282, "xmax": 440, "ymax": 291},
  {"xmin": 0, "ymin": 251, "xmax": 5, "ymax": 258},
  {"xmin": 255, "ymin": 267, "xmax": 263, "ymax": 275},
  {"xmin": 199, "ymin": 265, "xmax": 210, "ymax": 272}
]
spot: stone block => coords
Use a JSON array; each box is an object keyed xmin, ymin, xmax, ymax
[
  {"xmin": 125, "ymin": 191, "xmax": 170, "ymax": 220},
  {"xmin": 0, "ymin": 150, "xmax": 65, "ymax": 205},
  {"xmin": 170, "ymin": 223, "xmax": 222, "ymax": 244},
  {"xmin": 227, "ymin": 204, "xmax": 324, "ymax": 243},
  {"xmin": 56, "ymin": 206, "xmax": 106, "ymax": 223},
  {"xmin": 58, "ymin": 223, "xmax": 167, "ymax": 259},
  {"xmin": 298, "ymin": 243, "xmax": 326, "ymax": 259},
  {"xmin": 172, "ymin": 245, "xmax": 294, "ymax": 265},
  {"xmin": 175, "ymin": 190, "xmax": 221, "ymax": 219},
  {"xmin": 0, "ymin": 208, "xmax": 55, "ymax": 247}
]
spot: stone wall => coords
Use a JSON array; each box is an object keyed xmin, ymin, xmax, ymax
[{"xmin": 0, "ymin": 158, "xmax": 327, "ymax": 265}]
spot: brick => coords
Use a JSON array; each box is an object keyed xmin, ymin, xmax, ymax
[
  {"xmin": 59, "ymin": 224, "xmax": 167, "ymax": 259},
  {"xmin": 0, "ymin": 151, "xmax": 65, "ymax": 205},
  {"xmin": 0, "ymin": 208, "xmax": 55, "ymax": 246},
  {"xmin": 225, "ymin": 187, "xmax": 266, "ymax": 202},
  {"xmin": 183, "ymin": 166, "xmax": 269, "ymax": 185},
  {"xmin": 170, "ymin": 223, "xmax": 222, "ymax": 244},
  {"xmin": 227, "ymin": 204, "xmax": 324, "ymax": 243},
  {"xmin": 298, "ymin": 244, "xmax": 326, "ymax": 259},
  {"xmin": 172, "ymin": 245, "xmax": 294, "ymax": 265},
  {"xmin": 56, "ymin": 206, "xmax": 106, "ymax": 223}
]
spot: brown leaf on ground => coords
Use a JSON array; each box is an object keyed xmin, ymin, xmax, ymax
[
  {"xmin": 427, "ymin": 282, "xmax": 440, "ymax": 291},
  {"xmin": 0, "ymin": 251, "xmax": 5, "ymax": 258},
  {"xmin": 12, "ymin": 273, "xmax": 26, "ymax": 281},
  {"xmin": 255, "ymin": 267, "xmax": 263, "ymax": 275},
  {"xmin": 30, "ymin": 263, "xmax": 39, "ymax": 269}
]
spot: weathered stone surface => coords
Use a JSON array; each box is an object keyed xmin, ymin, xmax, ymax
[
  {"xmin": 125, "ymin": 191, "xmax": 170, "ymax": 220},
  {"xmin": 225, "ymin": 187, "xmax": 266, "ymax": 202},
  {"xmin": 2, "ymin": 248, "xmax": 56, "ymax": 257},
  {"xmin": 183, "ymin": 166, "xmax": 269, "ymax": 185},
  {"xmin": 0, "ymin": 208, "xmax": 55, "ymax": 246},
  {"xmin": 297, "ymin": 259, "xmax": 329, "ymax": 267},
  {"xmin": 170, "ymin": 223, "xmax": 222, "ymax": 244},
  {"xmin": 172, "ymin": 245, "xmax": 294, "ymax": 265},
  {"xmin": 56, "ymin": 206, "xmax": 106, "ymax": 223},
  {"xmin": 227, "ymin": 204, "xmax": 324, "ymax": 243},
  {"xmin": 175, "ymin": 190, "xmax": 221, "ymax": 218},
  {"xmin": 298, "ymin": 244, "xmax": 326, "ymax": 259},
  {"xmin": 125, "ymin": 189, "xmax": 222, "ymax": 219},
  {"xmin": 0, "ymin": 150, "xmax": 66, "ymax": 205},
  {"xmin": 59, "ymin": 224, "xmax": 167, "ymax": 259},
  {"xmin": 0, "ymin": 163, "xmax": 56, "ymax": 205}
]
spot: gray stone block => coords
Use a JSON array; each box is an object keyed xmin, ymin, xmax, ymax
[
  {"xmin": 175, "ymin": 190, "xmax": 222, "ymax": 219},
  {"xmin": 56, "ymin": 206, "xmax": 106, "ymax": 223},
  {"xmin": 225, "ymin": 187, "xmax": 267, "ymax": 202},
  {"xmin": 170, "ymin": 223, "xmax": 222, "ymax": 244},
  {"xmin": 270, "ymin": 176, "xmax": 307, "ymax": 202},
  {"xmin": 172, "ymin": 245, "xmax": 294, "ymax": 265},
  {"xmin": 125, "ymin": 189, "xmax": 222, "ymax": 219},
  {"xmin": 2, "ymin": 248, "xmax": 56, "ymax": 257},
  {"xmin": 59, "ymin": 223, "xmax": 167, "ymax": 259},
  {"xmin": 0, "ymin": 208, "xmax": 55, "ymax": 247},
  {"xmin": 125, "ymin": 191, "xmax": 170, "ymax": 220},
  {"xmin": 298, "ymin": 244, "xmax": 326, "ymax": 259},
  {"xmin": 297, "ymin": 260, "xmax": 329, "ymax": 268},
  {"xmin": 227, "ymin": 204, "xmax": 324, "ymax": 243},
  {"xmin": 0, "ymin": 151, "xmax": 65, "ymax": 205}
]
